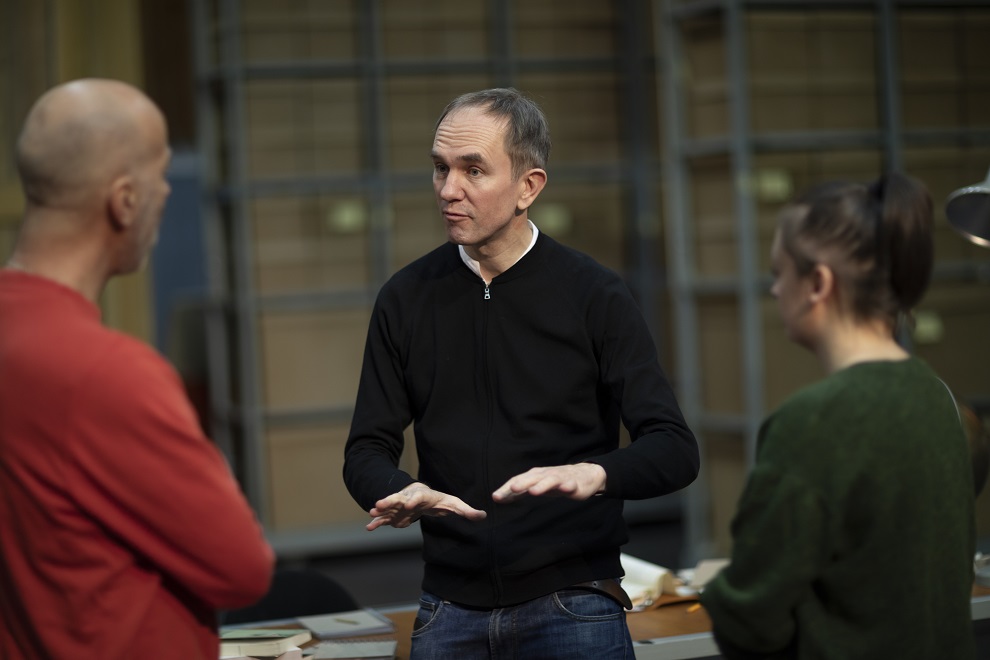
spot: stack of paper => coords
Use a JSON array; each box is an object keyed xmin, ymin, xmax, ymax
[
  {"xmin": 687, "ymin": 558, "xmax": 730, "ymax": 590},
  {"xmin": 619, "ymin": 553, "xmax": 680, "ymax": 609}
]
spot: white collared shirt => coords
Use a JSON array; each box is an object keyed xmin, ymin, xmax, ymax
[{"xmin": 458, "ymin": 220, "xmax": 539, "ymax": 284}]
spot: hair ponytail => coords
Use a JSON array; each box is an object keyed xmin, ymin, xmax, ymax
[{"xmin": 873, "ymin": 172, "xmax": 934, "ymax": 313}]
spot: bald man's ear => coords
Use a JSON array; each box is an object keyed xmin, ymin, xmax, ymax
[{"xmin": 108, "ymin": 176, "xmax": 137, "ymax": 231}]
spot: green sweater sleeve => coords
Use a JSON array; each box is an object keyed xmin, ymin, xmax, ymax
[{"xmin": 700, "ymin": 464, "xmax": 830, "ymax": 656}]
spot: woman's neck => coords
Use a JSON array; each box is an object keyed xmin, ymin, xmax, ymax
[{"xmin": 816, "ymin": 317, "xmax": 909, "ymax": 374}]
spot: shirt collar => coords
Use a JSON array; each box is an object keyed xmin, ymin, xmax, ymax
[{"xmin": 458, "ymin": 220, "xmax": 539, "ymax": 283}]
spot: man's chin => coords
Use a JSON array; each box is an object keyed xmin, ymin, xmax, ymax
[{"xmin": 445, "ymin": 227, "xmax": 470, "ymax": 246}]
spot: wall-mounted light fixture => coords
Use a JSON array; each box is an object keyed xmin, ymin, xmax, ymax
[{"xmin": 946, "ymin": 167, "xmax": 990, "ymax": 248}]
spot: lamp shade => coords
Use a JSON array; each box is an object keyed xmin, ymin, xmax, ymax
[{"xmin": 945, "ymin": 167, "xmax": 990, "ymax": 248}]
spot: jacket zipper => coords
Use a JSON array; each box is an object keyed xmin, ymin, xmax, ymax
[{"xmin": 480, "ymin": 279, "xmax": 500, "ymax": 602}]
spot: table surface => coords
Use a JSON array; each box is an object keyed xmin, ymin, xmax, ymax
[{"xmin": 241, "ymin": 585, "xmax": 990, "ymax": 660}]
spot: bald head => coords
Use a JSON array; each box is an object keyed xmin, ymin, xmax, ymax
[{"xmin": 15, "ymin": 78, "xmax": 167, "ymax": 208}]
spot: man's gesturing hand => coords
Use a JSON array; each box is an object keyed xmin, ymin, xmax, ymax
[
  {"xmin": 491, "ymin": 463, "xmax": 607, "ymax": 503},
  {"xmin": 367, "ymin": 482, "xmax": 487, "ymax": 531}
]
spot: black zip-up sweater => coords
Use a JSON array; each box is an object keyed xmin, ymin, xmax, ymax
[{"xmin": 343, "ymin": 233, "xmax": 699, "ymax": 608}]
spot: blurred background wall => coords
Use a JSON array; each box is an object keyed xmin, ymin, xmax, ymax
[{"xmin": 2, "ymin": 0, "xmax": 989, "ymax": 571}]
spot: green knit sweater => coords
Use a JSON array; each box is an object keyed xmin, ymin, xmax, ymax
[{"xmin": 701, "ymin": 357, "xmax": 976, "ymax": 660}]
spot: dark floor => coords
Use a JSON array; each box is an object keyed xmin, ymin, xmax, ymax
[{"xmin": 303, "ymin": 518, "xmax": 685, "ymax": 609}]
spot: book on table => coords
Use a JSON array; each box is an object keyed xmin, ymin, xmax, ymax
[
  {"xmin": 219, "ymin": 628, "xmax": 312, "ymax": 657},
  {"xmin": 297, "ymin": 608, "xmax": 395, "ymax": 639},
  {"xmin": 314, "ymin": 639, "xmax": 398, "ymax": 659},
  {"xmin": 220, "ymin": 646, "xmax": 303, "ymax": 660}
]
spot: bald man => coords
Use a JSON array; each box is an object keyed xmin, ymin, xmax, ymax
[{"xmin": 0, "ymin": 79, "xmax": 274, "ymax": 659}]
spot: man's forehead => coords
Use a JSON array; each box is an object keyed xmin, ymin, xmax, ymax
[{"xmin": 432, "ymin": 114, "xmax": 507, "ymax": 163}]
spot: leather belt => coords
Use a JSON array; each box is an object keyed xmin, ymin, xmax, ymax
[{"xmin": 569, "ymin": 579, "xmax": 633, "ymax": 610}]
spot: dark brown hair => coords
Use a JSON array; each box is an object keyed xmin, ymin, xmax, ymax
[{"xmin": 778, "ymin": 172, "xmax": 934, "ymax": 326}]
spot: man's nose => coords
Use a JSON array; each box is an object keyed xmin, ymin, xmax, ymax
[{"xmin": 439, "ymin": 172, "xmax": 463, "ymax": 200}]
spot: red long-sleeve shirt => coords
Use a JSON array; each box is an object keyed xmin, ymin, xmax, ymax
[{"xmin": 0, "ymin": 270, "xmax": 275, "ymax": 659}]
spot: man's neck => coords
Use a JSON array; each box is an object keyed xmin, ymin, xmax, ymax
[
  {"xmin": 6, "ymin": 248, "xmax": 107, "ymax": 304},
  {"xmin": 463, "ymin": 219, "xmax": 535, "ymax": 282}
]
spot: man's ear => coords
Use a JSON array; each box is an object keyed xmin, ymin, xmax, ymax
[
  {"xmin": 108, "ymin": 176, "xmax": 136, "ymax": 231},
  {"xmin": 517, "ymin": 168, "xmax": 548, "ymax": 212}
]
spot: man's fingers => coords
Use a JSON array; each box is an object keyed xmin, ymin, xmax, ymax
[
  {"xmin": 452, "ymin": 503, "xmax": 488, "ymax": 520},
  {"xmin": 492, "ymin": 469, "xmax": 547, "ymax": 501},
  {"xmin": 366, "ymin": 515, "xmax": 388, "ymax": 531},
  {"xmin": 367, "ymin": 489, "xmax": 486, "ymax": 530},
  {"xmin": 493, "ymin": 464, "xmax": 603, "ymax": 502}
]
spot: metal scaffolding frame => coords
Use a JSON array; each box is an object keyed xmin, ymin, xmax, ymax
[
  {"xmin": 190, "ymin": 0, "xmax": 674, "ymax": 557},
  {"xmin": 659, "ymin": 0, "xmax": 990, "ymax": 563}
]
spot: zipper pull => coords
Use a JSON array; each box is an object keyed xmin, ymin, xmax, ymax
[{"xmin": 484, "ymin": 284, "xmax": 491, "ymax": 300}]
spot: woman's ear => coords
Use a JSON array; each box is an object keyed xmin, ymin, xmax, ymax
[
  {"xmin": 808, "ymin": 263, "xmax": 835, "ymax": 304},
  {"xmin": 107, "ymin": 175, "xmax": 136, "ymax": 231}
]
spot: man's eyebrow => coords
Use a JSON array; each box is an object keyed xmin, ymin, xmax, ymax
[{"xmin": 431, "ymin": 150, "xmax": 485, "ymax": 165}]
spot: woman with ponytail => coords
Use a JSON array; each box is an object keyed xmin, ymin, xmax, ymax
[{"xmin": 700, "ymin": 173, "xmax": 976, "ymax": 659}]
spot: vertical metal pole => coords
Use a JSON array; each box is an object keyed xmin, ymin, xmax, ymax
[
  {"xmin": 620, "ymin": 0, "xmax": 661, "ymax": 344},
  {"xmin": 876, "ymin": 0, "xmax": 903, "ymax": 174},
  {"xmin": 219, "ymin": 0, "xmax": 269, "ymax": 522},
  {"xmin": 490, "ymin": 0, "xmax": 516, "ymax": 88},
  {"xmin": 189, "ymin": 0, "xmax": 235, "ymax": 464},
  {"xmin": 725, "ymin": 0, "xmax": 764, "ymax": 468},
  {"xmin": 876, "ymin": 0, "xmax": 913, "ymax": 349},
  {"xmin": 360, "ymin": 0, "xmax": 392, "ymax": 291},
  {"xmin": 657, "ymin": 0, "xmax": 711, "ymax": 564}
]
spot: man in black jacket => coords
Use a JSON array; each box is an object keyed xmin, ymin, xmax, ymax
[{"xmin": 343, "ymin": 87, "xmax": 699, "ymax": 659}]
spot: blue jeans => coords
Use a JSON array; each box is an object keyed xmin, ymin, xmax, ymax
[{"xmin": 409, "ymin": 587, "xmax": 634, "ymax": 659}]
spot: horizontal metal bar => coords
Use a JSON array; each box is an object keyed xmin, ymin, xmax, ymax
[
  {"xmin": 264, "ymin": 405, "xmax": 356, "ymax": 427},
  {"xmin": 698, "ymin": 411, "xmax": 751, "ymax": 434},
  {"xmin": 671, "ymin": 0, "xmax": 990, "ymax": 19},
  {"xmin": 903, "ymin": 127, "xmax": 990, "ymax": 148},
  {"xmin": 211, "ymin": 56, "xmax": 622, "ymax": 81},
  {"xmin": 681, "ymin": 136, "xmax": 734, "ymax": 159},
  {"xmin": 257, "ymin": 288, "xmax": 374, "ymax": 313},
  {"xmin": 889, "ymin": 0, "xmax": 990, "ymax": 7},
  {"xmin": 753, "ymin": 130, "xmax": 883, "ymax": 152},
  {"xmin": 217, "ymin": 163, "xmax": 650, "ymax": 200},
  {"xmin": 243, "ymin": 60, "xmax": 362, "ymax": 79},
  {"xmin": 669, "ymin": 0, "xmax": 725, "ymax": 20},
  {"xmin": 270, "ymin": 524, "xmax": 422, "ymax": 560},
  {"xmin": 674, "ymin": 275, "xmax": 771, "ymax": 297},
  {"xmin": 684, "ymin": 130, "xmax": 886, "ymax": 157},
  {"xmin": 684, "ymin": 261, "xmax": 987, "ymax": 299},
  {"xmin": 931, "ymin": 260, "xmax": 990, "ymax": 284}
]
